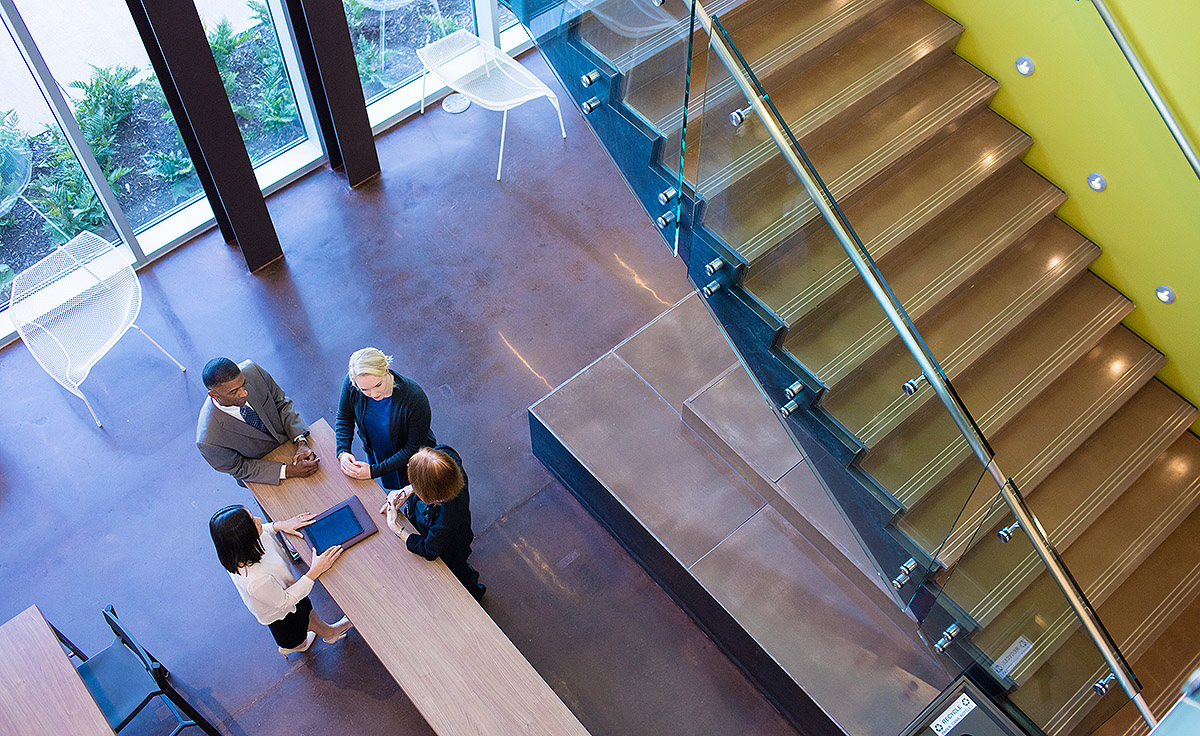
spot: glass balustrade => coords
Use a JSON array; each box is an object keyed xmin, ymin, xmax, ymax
[{"xmin": 684, "ymin": 10, "xmax": 1145, "ymax": 734}]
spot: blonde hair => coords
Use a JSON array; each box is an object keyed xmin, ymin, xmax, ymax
[{"xmin": 348, "ymin": 347, "xmax": 392, "ymax": 381}]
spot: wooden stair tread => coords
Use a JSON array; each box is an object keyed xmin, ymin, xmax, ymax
[
  {"xmin": 686, "ymin": 3, "xmax": 964, "ymax": 193},
  {"xmin": 973, "ymin": 433, "xmax": 1200, "ymax": 681},
  {"xmin": 781, "ymin": 166, "xmax": 1067, "ymax": 386},
  {"xmin": 943, "ymin": 380, "xmax": 1198, "ymax": 627},
  {"xmin": 628, "ymin": 0, "xmax": 904, "ymax": 136},
  {"xmin": 1010, "ymin": 449, "xmax": 1200, "ymax": 733},
  {"xmin": 743, "ymin": 110, "xmax": 1030, "ymax": 323},
  {"xmin": 894, "ymin": 327, "xmax": 1163, "ymax": 565},
  {"xmin": 834, "ymin": 271, "xmax": 1130, "ymax": 450},
  {"xmin": 702, "ymin": 52, "xmax": 990, "ymax": 259},
  {"xmin": 877, "ymin": 322, "xmax": 1157, "ymax": 525}
]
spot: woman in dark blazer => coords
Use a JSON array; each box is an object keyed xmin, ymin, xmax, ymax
[
  {"xmin": 335, "ymin": 347, "xmax": 436, "ymax": 490},
  {"xmin": 381, "ymin": 446, "xmax": 485, "ymax": 601}
]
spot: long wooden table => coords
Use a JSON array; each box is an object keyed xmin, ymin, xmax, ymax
[
  {"xmin": 248, "ymin": 419, "xmax": 590, "ymax": 736},
  {"xmin": 0, "ymin": 606, "xmax": 115, "ymax": 736}
]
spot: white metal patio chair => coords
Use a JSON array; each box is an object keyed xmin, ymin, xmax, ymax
[
  {"xmin": 8, "ymin": 231, "xmax": 186, "ymax": 427},
  {"xmin": 418, "ymin": 30, "xmax": 566, "ymax": 180}
]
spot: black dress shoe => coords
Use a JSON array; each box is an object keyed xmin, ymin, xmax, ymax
[{"xmin": 472, "ymin": 584, "xmax": 486, "ymax": 601}]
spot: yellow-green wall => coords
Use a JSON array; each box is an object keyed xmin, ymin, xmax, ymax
[{"xmin": 923, "ymin": 0, "xmax": 1200, "ymax": 431}]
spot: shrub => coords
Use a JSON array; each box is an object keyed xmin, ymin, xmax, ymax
[
  {"xmin": 26, "ymin": 159, "xmax": 107, "ymax": 244},
  {"xmin": 0, "ymin": 110, "xmax": 32, "ymax": 218},
  {"xmin": 424, "ymin": 14, "xmax": 462, "ymax": 40}
]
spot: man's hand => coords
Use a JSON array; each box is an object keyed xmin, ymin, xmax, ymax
[
  {"xmin": 293, "ymin": 438, "xmax": 316, "ymax": 464},
  {"xmin": 285, "ymin": 455, "xmax": 320, "ymax": 478},
  {"xmin": 275, "ymin": 512, "xmax": 315, "ymax": 538}
]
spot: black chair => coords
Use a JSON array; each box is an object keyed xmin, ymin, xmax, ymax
[{"xmin": 52, "ymin": 606, "xmax": 221, "ymax": 735}]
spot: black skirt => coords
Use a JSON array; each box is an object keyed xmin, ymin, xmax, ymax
[{"xmin": 267, "ymin": 596, "xmax": 313, "ymax": 648}]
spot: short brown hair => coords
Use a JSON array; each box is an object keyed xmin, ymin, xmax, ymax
[{"xmin": 408, "ymin": 448, "xmax": 464, "ymax": 504}]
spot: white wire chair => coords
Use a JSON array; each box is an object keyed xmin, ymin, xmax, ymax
[
  {"xmin": 418, "ymin": 30, "xmax": 566, "ymax": 180},
  {"xmin": 7, "ymin": 232, "xmax": 185, "ymax": 427}
]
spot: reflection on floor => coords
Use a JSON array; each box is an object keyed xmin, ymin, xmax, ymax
[
  {"xmin": 532, "ymin": 293, "xmax": 951, "ymax": 736},
  {"xmin": 0, "ymin": 51, "xmax": 798, "ymax": 735}
]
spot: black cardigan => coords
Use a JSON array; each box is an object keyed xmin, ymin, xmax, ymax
[
  {"xmin": 401, "ymin": 446, "xmax": 473, "ymax": 563},
  {"xmin": 335, "ymin": 370, "xmax": 436, "ymax": 483}
]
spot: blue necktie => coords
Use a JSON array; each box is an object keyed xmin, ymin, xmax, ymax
[{"xmin": 240, "ymin": 403, "xmax": 270, "ymax": 436}]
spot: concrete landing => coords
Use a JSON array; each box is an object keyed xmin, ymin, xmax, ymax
[{"xmin": 531, "ymin": 292, "xmax": 949, "ymax": 736}]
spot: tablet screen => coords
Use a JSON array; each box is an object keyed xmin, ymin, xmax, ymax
[{"xmin": 306, "ymin": 505, "xmax": 364, "ymax": 554}]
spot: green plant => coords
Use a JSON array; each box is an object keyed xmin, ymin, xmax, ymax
[
  {"xmin": 353, "ymin": 36, "xmax": 387, "ymax": 90},
  {"xmin": 69, "ymin": 64, "xmax": 140, "ymax": 127},
  {"xmin": 0, "ymin": 110, "xmax": 32, "ymax": 215},
  {"xmin": 207, "ymin": 18, "xmax": 244, "ymax": 96},
  {"xmin": 144, "ymin": 148, "xmax": 198, "ymax": 203},
  {"xmin": 424, "ymin": 14, "xmax": 462, "ymax": 40},
  {"xmin": 26, "ymin": 160, "xmax": 107, "ymax": 244},
  {"xmin": 343, "ymin": 0, "xmax": 369, "ymax": 33},
  {"xmin": 236, "ymin": 64, "xmax": 299, "ymax": 133}
]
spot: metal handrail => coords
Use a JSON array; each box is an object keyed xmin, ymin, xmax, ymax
[
  {"xmin": 691, "ymin": 4, "xmax": 1157, "ymax": 728},
  {"xmin": 1086, "ymin": 0, "xmax": 1200, "ymax": 183}
]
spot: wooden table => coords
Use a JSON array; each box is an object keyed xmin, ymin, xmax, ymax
[
  {"xmin": 0, "ymin": 606, "xmax": 115, "ymax": 736},
  {"xmin": 248, "ymin": 419, "xmax": 590, "ymax": 736}
]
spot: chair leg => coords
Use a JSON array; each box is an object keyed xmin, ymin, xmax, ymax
[
  {"xmin": 497, "ymin": 109, "xmax": 508, "ymax": 181},
  {"xmin": 130, "ymin": 324, "xmax": 186, "ymax": 371},
  {"xmin": 79, "ymin": 391, "xmax": 103, "ymax": 428},
  {"xmin": 420, "ymin": 71, "xmax": 427, "ymax": 115},
  {"xmin": 163, "ymin": 689, "xmax": 223, "ymax": 736},
  {"xmin": 553, "ymin": 99, "xmax": 566, "ymax": 139}
]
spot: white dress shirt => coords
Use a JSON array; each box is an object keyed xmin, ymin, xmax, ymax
[{"xmin": 229, "ymin": 523, "xmax": 314, "ymax": 625}]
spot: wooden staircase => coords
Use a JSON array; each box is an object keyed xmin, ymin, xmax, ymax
[{"xmin": 520, "ymin": 0, "xmax": 1200, "ymax": 731}]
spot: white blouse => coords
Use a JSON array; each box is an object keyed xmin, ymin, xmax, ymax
[{"xmin": 229, "ymin": 523, "xmax": 314, "ymax": 625}]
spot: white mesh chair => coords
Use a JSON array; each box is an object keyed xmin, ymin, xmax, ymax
[
  {"xmin": 8, "ymin": 232, "xmax": 185, "ymax": 427},
  {"xmin": 418, "ymin": 30, "xmax": 566, "ymax": 180}
]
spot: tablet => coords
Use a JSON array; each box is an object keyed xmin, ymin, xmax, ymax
[{"xmin": 300, "ymin": 496, "xmax": 377, "ymax": 554}]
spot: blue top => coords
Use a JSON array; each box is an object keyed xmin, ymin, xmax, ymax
[{"xmin": 363, "ymin": 395, "xmax": 401, "ymax": 489}]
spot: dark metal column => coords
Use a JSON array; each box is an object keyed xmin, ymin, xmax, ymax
[
  {"xmin": 283, "ymin": 0, "xmax": 380, "ymax": 187},
  {"xmin": 124, "ymin": 0, "xmax": 284, "ymax": 271}
]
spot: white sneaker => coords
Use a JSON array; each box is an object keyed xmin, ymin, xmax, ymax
[{"xmin": 279, "ymin": 630, "xmax": 316, "ymax": 658}]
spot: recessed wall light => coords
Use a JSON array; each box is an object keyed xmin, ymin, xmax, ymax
[
  {"xmin": 1156, "ymin": 286, "xmax": 1176, "ymax": 304},
  {"xmin": 1087, "ymin": 172, "xmax": 1107, "ymax": 191},
  {"xmin": 1015, "ymin": 56, "xmax": 1035, "ymax": 76}
]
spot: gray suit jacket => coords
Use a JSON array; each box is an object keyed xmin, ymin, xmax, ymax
[{"xmin": 196, "ymin": 361, "xmax": 309, "ymax": 485}]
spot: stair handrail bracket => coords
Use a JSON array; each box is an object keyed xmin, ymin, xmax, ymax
[
  {"xmin": 696, "ymin": 9, "xmax": 1157, "ymax": 729},
  {"xmin": 1086, "ymin": 0, "xmax": 1200, "ymax": 183}
]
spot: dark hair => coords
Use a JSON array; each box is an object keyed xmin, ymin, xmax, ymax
[
  {"xmin": 202, "ymin": 358, "xmax": 241, "ymax": 389},
  {"xmin": 209, "ymin": 505, "xmax": 264, "ymax": 574},
  {"xmin": 408, "ymin": 448, "xmax": 464, "ymax": 504}
]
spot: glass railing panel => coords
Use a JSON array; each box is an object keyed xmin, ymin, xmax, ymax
[
  {"xmin": 696, "ymin": 14, "xmax": 1144, "ymax": 733},
  {"xmin": 928, "ymin": 481, "xmax": 1134, "ymax": 735},
  {"xmin": 689, "ymin": 20, "xmax": 792, "ymax": 257}
]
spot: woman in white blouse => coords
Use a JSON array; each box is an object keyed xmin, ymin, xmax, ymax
[{"xmin": 210, "ymin": 504, "xmax": 353, "ymax": 656}]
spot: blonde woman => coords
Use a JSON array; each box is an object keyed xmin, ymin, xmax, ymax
[{"xmin": 335, "ymin": 348, "xmax": 436, "ymax": 490}]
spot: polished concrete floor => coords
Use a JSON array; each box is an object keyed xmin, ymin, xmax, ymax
[{"xmin": 0, "ymin": 52, "xmax": 798, "ymax": 735}]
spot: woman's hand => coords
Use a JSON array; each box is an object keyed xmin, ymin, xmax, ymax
[
  {"xmin": 339, "ymin": 452, "xmax": 372, "ymax": 480},
  {"xmin": 305, "ymin": 545, "xmax": 344, "ymax": 580},
  {"xmin": 380, "ymin": 486, "xmax": 414, "ymax": 540},
  {"xmin": 275, "ymin": 512, "xmax": 315, "ymax": 538}
]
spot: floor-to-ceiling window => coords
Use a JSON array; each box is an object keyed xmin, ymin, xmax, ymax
[{"xmin": 0, "ymin": 0, "xmax": 529, "ymax": 343}]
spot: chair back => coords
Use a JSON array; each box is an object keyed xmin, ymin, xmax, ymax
[
  {"xmin": 8, "ymin": 232, "xmax": 141, "ymax": 392},
  {"xmin": 103, "ymin": 605, "xmax": 167, "ymax": 686}
]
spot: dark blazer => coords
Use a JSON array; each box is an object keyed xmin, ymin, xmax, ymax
[
  {"xmin": 196, "ymin": 361, "xmax": 308, "ymax": 485},
  {"xmin": 401, "ymin": 446, "xmax": 473, "ymax": 566},
  {"xmin": 335, "ymin": 369, "xmax": 435, "ymax": 484}
]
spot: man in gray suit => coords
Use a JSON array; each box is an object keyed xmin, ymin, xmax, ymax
[{"xmin": 197, "ymin": 358, "xmax": 320, "ymax": 484}]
